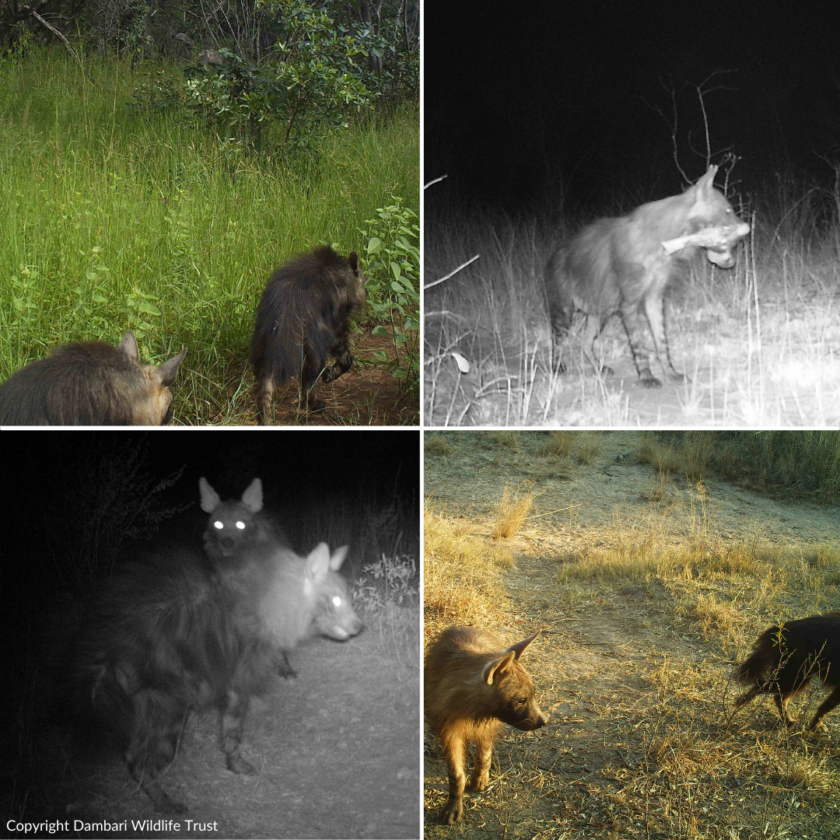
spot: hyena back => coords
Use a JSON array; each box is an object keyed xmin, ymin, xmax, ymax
[
  {"xmin": 734, "ymin": 612, "xmax": 840, "ymax": 731},
  {"xmin": 545, "ymin": 165, "xmax": 750, "ymax": 387},
  {"xmin": 250, "ymin": 246, "xmax": 367, "ymax": 421},
  {"xmin": 424, "ymin": 626, "xmax": 547, "ymax": 824},
  {"xmin": 0, "ymin": 331, "xmax": 186, "ymax": 425}
]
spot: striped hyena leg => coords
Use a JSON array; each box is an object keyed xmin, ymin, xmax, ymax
[
  {"xmin": 126, "ymin": 688, "xmax": 189, "ymax": 813},
  {"xmin": 642, "ymin": 288, "xmax": 686, "ymax": 384},
  {"xmin": 619, "ymin": 296, "xmax": 661, "ymax": 387},
  {"xmin": 220, "ymin": 689, "xmax": 256, "ymax": 775}
]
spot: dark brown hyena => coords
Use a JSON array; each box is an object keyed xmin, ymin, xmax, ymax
[
  {"xmin": 250, "ymin": 246, "xmax": 367, "ymax": 422},
  {"xmin": 734, "ymin": 612, "xmax": 840, "ymax": 731},
  {"xmin": 544, "ymin": 165, "xmax": 750, "ymax": 387},
  {"xmin": 73, "ymin": 541, "xmax": 362, "ymax": 813},
  {"xmin": 0, "ymin": 331, "xmax": 186, "ymax": 425},
  {"xmin": 424, "ymin": 627, "xmax": 548, "ymax": 824},
  {"xmin": 199, "ymin": 476, "xmax": 289, "ymax": 565}
]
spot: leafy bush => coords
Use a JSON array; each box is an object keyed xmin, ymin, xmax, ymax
[{"xmin": 360, "ymin": 198, "xmax": 419, "ymax": 391}]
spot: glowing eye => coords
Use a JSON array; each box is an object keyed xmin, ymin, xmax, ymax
[
  {"xmin": 214, "ymin": 521, "xmax": 224, "ymax": 530},
  {"xmin": 332, "ymin": 596, "xmax": 342, "ymax": 607},
  {"xmin": 236, "ymin": 521, "xmax": 246, "ymax": 530}
]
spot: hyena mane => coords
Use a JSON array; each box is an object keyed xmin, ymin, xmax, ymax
[
  {"xmin": 424, "ymin": 626, "xmax": 547, "ymax": 824},
  {"xmin": 250, "ymin": 246, "xmax": 367, "ymax": 421},
  {"xmin": 72, "ymin": 547, "xmax": 279, "ymax": 813},
  {"xmin": 544, "ymin": 165, "xmax": 749, "ymax": 387},
  {"xmin": 0, "ymin": 332, "xmax": 186, "ymax": 426}
]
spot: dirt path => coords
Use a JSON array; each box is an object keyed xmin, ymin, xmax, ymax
[{"xmin": 424, "ymin": 431, "xmax": 840, "ymax": 839}]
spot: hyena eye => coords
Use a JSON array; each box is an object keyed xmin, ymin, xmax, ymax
[
  {"xmin": 332, "ymin": 596, "xmax": 342, "ymax": 608},
  {"xmin": 213, "ymin": 520, "xmax": 224, "ymax": 531},
  {"xmin": 236, "ymin": 521, "xmax": 246, "ymax": 530}
]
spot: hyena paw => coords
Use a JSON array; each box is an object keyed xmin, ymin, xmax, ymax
[
  {"xmin": 639, "ymin": 374, "xmax": 663, "ymax": 388},
  {"xmin": 669, "ymin": 371, "xmax": 688, "ymax": 384},
  {"xmin": 468, "ymin": 775, "xmax": 490, "ymax": 792},
  {"xmin": 440, "ymin": 799, "xmax": 463, "ymax": 824},
  {"xmin": 226, "ymin": 754, "xmax": 257, "ymax": 775}
]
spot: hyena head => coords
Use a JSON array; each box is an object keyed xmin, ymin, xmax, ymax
[
  {"xmin": 481, "ymin": 631, "xmax": 548, "ymax": 730},
  {"xmin": 303, "ymin": 543, "xmax": 363, "ymax": 640},
  {"xmin": 200, "ymin": 477, "xmax": 265, "ymax": 559},
  {"xmin": 121, "ymin": 332, "xmax": 187, "ymax": 425},
  {"xmin": 684, "ymin": 166, "xmax": 750, "ymax": 269}
]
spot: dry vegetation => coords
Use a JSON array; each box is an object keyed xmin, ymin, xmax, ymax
[
  {"xmin": 424, "ymin": 201, "xmax": 840, "ymax": 427},
  {"xmin": 424, "ymin": 430, "xmax": 840, "ymax": 840}
]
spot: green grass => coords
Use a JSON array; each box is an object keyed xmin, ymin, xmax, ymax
[{"xmin": 0, "ymin": 48, "xmax": 419, "ymax": 424}]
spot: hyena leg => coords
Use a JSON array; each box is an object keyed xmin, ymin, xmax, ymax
[
  {"xmin": 300, "ymin": 356, "xmax": 326, "ymax": 412},
  {"xmin": 774, "ymin": 692, "xmax": 797, "ymax": 727},
  {"xmin": 323, "ymin": 335, "xmax": 354, "ymax": 383},
  {"xmin": 221, "ymin": 689, "xmax": 257, "ymax": 775},
  {"xmin": 619, "ymin": 297, "xmax": 661, "ymax": 387},
  {"xmin": 439, "ymin": 735, "xmax": 467, "ymax": 824},
  {"xmin": 255, "ymin": 370, "xmax": 275, "ymax": 426},
  {"xmin": 643, "ymin": 292, "xmax": 685, "ymax": 383},
  {"xmin": 127, "ymin": 689, "xmax": 188, "ymax": 814},
  {"xmin": 468, "ymin": 735, "xmax": 494, "ymax": 792},
  {"xmin": 808, "ymin": 687, "xmax": 840, "ymax": 731}
]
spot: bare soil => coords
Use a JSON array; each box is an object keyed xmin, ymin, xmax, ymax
[
  {"xmin": 29, "ymin": 617, "xmax": 420, "ymax": 839},
  {"xmin": 424, "ymin": 431, "xmax": 840, "ymax": 839}
]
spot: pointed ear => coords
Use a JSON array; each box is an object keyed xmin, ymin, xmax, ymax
[
  {"xmin": 199, "ymin": 477, "xmax": 220, "ymax": 512},
  {"xmin": 507, "ymin": 630, "xmax": 542, "ymax": 661},
  {"xmin": 330, "ymin": 545, "xmax": 349, "ymax": 570},
  {"xmin": 305, "ymin": 542, "xmax": 332, "ymax": 582},
  {"xmin": 154, "ymin": 347, "xmax": 187, "ymax": 386},
  {"xmin": 696, "ymin": 165, "xmax": 718, "ymax": 194},
  {"xmin": 483, "ymin": 650, "xmax": 517, "ymax": 685},
  {"xmin": 241, "ymin": 477, "xmax": 263, "ymax": 513},
  {"xmin": 118, "ymin": 331, "xmax": 140, "ymax": 363}
]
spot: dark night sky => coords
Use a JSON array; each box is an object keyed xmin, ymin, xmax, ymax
[
  {"xmin": 1, "ymin": 430, "xmax": 419, "ymax": 600},
  {"xmin": 425, "ymin": 0, "xmax": 840, "ymax": 211}
]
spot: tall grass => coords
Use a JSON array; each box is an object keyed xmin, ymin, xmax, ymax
[{"xmin": 0, "ymin": 49, "xmax": 419, "ymax": 424}]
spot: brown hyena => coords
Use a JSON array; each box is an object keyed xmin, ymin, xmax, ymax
[
  {"xmin": 424, "ymin": 626, "xmax": 548, "ymax": 824},
  {"xmin": 199, "ymin": 477, "xmax": 289, "ymax": 566},
  {"xmin": 734, "ymin": 612, "xmax": 840, "ymax": 731},
  {"xmin": 73, "ymin": 541, "xmax": 362, "ymax": 813},
  {"xmin": 250, "ymin": 246, "xmax": 367, "ymax": 422},
  {"xmin": 544, "ymin": 165, "xmax": 750, "ymax": 387},
  {"xmin": 0, "ymin": 331, "xmax": 186, "ymax": 425}
]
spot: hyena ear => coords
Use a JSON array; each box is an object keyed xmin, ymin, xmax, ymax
[
  {"xmin": 199, "ymin": 477, "xmax": 221, "ymax": 512},
  {"xmin": 240, "ymin": 478, "xmax": 263, "ymax": 513},
  {"xmin": 118, "ymin": 331, "xmax": 140, "ymax": 363},
  {"xmin": 305, "ymin": 542, "xmax": 333, "ymax": 582},
  {"xmin": 348, "ymin": 251, "xmax": 360, "ymax": 275},
  {"xmin": 329, "ymin": 545, "xmax": 350, "ymax": 571},
  {"xmin": 484, "ymin": 650, "xmax": 517, "ymax": 685},
  {"xmin": 153, "ymin": 346, "xmax": 187, "ymax": 387},
  {"xmin": 507, "ymin": 630, "xmax": 542, "ymax": 661},
  {"xmin": 695, "ymin": 165, "xmax": 719, "ymax": 194}
]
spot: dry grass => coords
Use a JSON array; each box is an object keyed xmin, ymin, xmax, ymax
[
  {"xmin": 423, "ymin": 500, "xmax": 514, "ymax": 642},
  {"xmin": 424, "ymin": 430, "xmax": 840, "ymax": 840},
  {"xmin": 491, "ymin": 483, "xmax": 535, "ymax": 539},
  {"xmin": 424, "ymin": 433, "xmax": 452, "ymax": 458}
]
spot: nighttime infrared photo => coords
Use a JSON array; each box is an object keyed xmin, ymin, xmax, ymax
[
  {"xmin": 2, "ymin": 430, "xmax": 420, "ymax": 839},
  {"xmin": 425, "ymin": 0, "xmax": 840, "ymax": 427}
]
